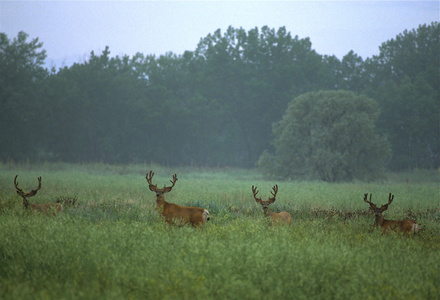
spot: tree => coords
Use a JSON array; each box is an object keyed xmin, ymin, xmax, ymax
[
  {"xmin": 193, "ymin": 26, "xmax": 325, "ymax": 166},
  {"xmin": 43, "ymin": 47, "xmax": 153, "ymax": 163},
  {"xmin": 258, "ymin": 90, "xmax": 390, "ymax": 182},
  {"xmin": 374, "ymin": 22, "xmax": 439, "ymax": 88},
  {"xmin": 0, "ymin": 31, "xmax": 48, "ymax": 161},
  {"xmin": 374, "ymin": 76, "xmax": 439, "ymax": 170},
  {"xmin": 365, "ymin": 22, "xmax": 440, "ymax": 170}
]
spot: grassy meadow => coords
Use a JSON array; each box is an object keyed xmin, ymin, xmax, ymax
[{"xmin": 0, "ymin": 162, "xmax": 439, "ymax": 299}]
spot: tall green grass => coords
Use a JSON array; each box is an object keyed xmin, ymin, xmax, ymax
[{"xmin": 0, "ymin": 163, "xmax": 439, "ymax": 299}]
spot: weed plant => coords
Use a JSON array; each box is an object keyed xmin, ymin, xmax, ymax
[{"xmin": 0, "ymin": 163, "xmax": 439, "ymax": 299}]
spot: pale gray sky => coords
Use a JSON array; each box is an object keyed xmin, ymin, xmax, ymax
[{"xmin": 1, "ymin": 1, "xmax": 439, "ymax": 69}]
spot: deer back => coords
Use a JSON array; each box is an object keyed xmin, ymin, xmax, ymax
[
  {"xmin": 30, "ymin": 202, "xmax": 63, "ymax": 215},
  {"xmin": 268, "ymin": 211, "xmax": 292, "ymax": 225},
  {"xmin": 381, "ymin": 218, "xmax": 418, "ymax": 234},
  {"xmin": 161, "ymin": 202, "xmax": 210, "ymax": 227}
]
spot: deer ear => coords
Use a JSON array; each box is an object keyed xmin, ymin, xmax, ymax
[
  {"xmin": 163, "ymin": 186, "xmax": 173, "ymax": 193},
  {"xmin": 380, "ymin": 204, "xmax": 389, "ymax": 212},
  {"xmin": 149, "ymin": 185, "xmax": 156, "ymax": 192}
]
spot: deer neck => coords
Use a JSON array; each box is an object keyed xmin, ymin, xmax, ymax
[
  {"xmin": 155, "ymin": 195, "xmax": 167, "ymax": 210},
  {"xmin": 263, "ymin": 208, "xmax": 272, "ymax": 217},
  {"xmin": 22, "ymin": 197, "xmax": 29, "ymax": 209},
  {"xmin": 375, "ymin": 214, "xmax": 385, "ymax": 227}
]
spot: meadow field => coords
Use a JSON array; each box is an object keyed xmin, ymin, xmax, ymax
[{"xmin": 0, "ymin": 162, "xmax": 439, "ymax": 299}]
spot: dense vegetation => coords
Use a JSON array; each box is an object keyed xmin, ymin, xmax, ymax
[
  {"xmin": 1, "ymin": 23, "xmax": 438, "ymax": 175},
  {"xmin": 0, "ymin": 163, "xmax": 439, "ymax": 299},
  {"xmin": 258, "ymin": 90, "xmax": 391, "ymax": 181}
]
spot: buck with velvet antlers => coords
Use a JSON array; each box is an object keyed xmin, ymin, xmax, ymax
[
  {"xmin": 146, "ymin": 171, "xmax": 210, "ymax": 226},
  {"xmin": 363, "ymin": 193, "xmax": 420, "ymax": 234},
  {"xmin": 252, "ymin": 184, "xmax": 291, "ymax": 225},
  {"xmin": 14, "ymin": 175, "xmax": 62, "ymax": 215}
]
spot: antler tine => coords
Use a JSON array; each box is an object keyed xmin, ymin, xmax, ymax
[
  {"xmin": 29, "ymin": 176, "xmax": 41, "ymax": 196},
  {"xmin": 387, "ymin": 193, "xmax": 394, "ymax": 205},
  {"xmin": 27, "ymin": 176, "xmax": 42, "ymax": 197},
  {"xmin": 14, "ymin": 175, "xmax": 20, "ymax": 190},
  {"xmin": 251, "ymin": 185, "xmax": 258, "ymax": 196},
  {"xmin": 363, "ymin": 193, "xmax": 377, "ymax": 207},
  {"xmin": 270, "ymin": 184, "xmax": 278, "ymax": 198},
  {"xmin": 252, "ymin": 185, "xmax": 262, "ymax": 203},
  {"xmin": 13, "ymin": 175, "xmax": 26, "ymax": 197},
  {"xmin": 167, "ymin": 174, "xmax": 178, "ymax": 188},
  {"xmin": 363, "ymin": 193, "xmax": 371, "ymax": 203},
  {"xmin": 145, "ymin": 171, "xmax": 156, "ymax": 187},
  {"xmin": 36, "ymin": 176, "xmax": 42, "ymax": 191},
  {"xmin": 268, "ymin": 184, "xmax": 278, "ymax": 204}
]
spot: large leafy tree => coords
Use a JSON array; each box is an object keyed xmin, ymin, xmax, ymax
[{"xmin": 258, "ymin": 90, "xmax": 390, "ymax": 182}]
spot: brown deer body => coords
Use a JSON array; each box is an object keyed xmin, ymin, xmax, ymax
[
  {"xmin": 363, "ymin": 193, "xmax": 420, "ymax": 234},
  {"xmin": 146, "ymin": 171, "xmax": 210, "ymax": 227},
  {"xmin": 252, "ymin": 185, "xmax": 291, "ymax": 225},
  {"xmin": 14, "ymin": 175, "xmax": 62, "ymax": 215}
]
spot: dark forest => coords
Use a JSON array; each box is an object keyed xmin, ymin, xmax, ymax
[{"xmin": 1, "ymin": 23, "xmax": 438, "ymax": 180}]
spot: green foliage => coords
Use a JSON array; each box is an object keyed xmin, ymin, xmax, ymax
[
  {"xmin": 259, "ymin": 90, "xmax": 391, "ymax": 181},
  {"xmin": 0, "ymin": 164, "xmax": 439, "ymax": 299},
  {"xmin": 374, "ymin": 76, "xmax": 439, "ymax": 170},
  {"xmin": 366, "ymin": 22, "xmax": 440, "ymax": 170},
  {"xmin": 0, "ymin": 31, "xmax": 48, "ymax": 161},
  {"xmin": 0, "ymin": 23, "xmax": 439, "ymax": 171}
]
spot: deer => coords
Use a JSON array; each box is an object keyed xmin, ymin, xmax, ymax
[
  {"xmin": 252, "ymin": 184, "xmax": 291, "ymax": 225},
  {"xmin": 145, "ymin": 171, "xmax": 210, "ymax": 227},
  {"xmin": 363, "ymin": 193, "xmax": 420, "ymax": 234},
  {"xmin": 14, "ymin": 175, "xmax": 63, "ymax": 215}
]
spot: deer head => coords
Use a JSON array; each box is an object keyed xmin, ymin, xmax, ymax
[
  {"xmin": 363, "ymin": 193, "xmax": 393, "ymax": 219},
  {"xmin": 14, "ymin": 175, "xmax": 42, "ymax": 209},
  {"xmin": 252, "ymin": 184, "xmax": 278, "ymax": 215},
  {"xmin": 145, "ymin": 171, "xmax": 177, "ymax": 201}
]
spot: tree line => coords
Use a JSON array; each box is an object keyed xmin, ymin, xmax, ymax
[{"xmin": 0, "ymin": 23, "xmax": 438, "ymax": 177}]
